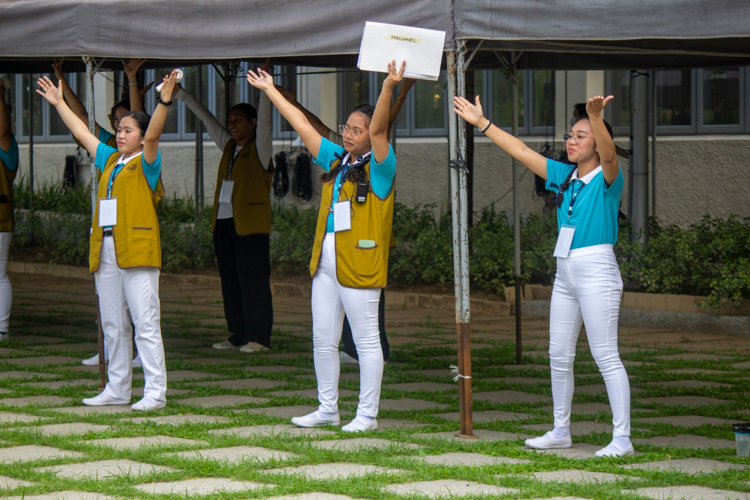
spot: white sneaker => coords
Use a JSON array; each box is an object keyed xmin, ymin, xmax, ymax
[
  {"xmin": 524, "ymin": 431, "xmax": 572, "ymax": 450},
  {"xmin": 339, "ymin": 350, "xmax": 359, "ymax": 364},
  {"xmin": 131, "ymin": 397, "xmax": 166, "ymax": 411},
  {"xmin": 0, "ymin": 332, "xmax": 8, "ymax": 342},
  {"xmin": 82, "ymin": 392, "xmax": 130, "ymax": 406},
  {"xmin": 240, "ymin": 342, "xmax": 270, "ymax": 353},
  {"xmin": 291, "ymin": 411, "xmax": 340, "ymax": 428},
  {"xmin": 342, "ymin": 417, "xmax": 377, "ymax": 433},
  {"xmin": 595, "ymin": 442, "xmax": 635, "ymax": 457},
  {"xmin": 132, "ymin": 354, "xmax": 142, "ymax": 368},
  {"xmin": 212, "ymin": 339, "xmax": 239, "ymax": 350},
  {"xmin": 82, "ymin": 353, "xmax": 108, "ymax": 366}
]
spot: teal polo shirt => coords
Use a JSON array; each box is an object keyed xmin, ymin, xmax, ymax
[{"xmin": 545, "ymin": 158, "xmax": 623, "ymax": 250}]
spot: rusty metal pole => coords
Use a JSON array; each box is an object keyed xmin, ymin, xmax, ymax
[
  {"xmin": 511, "ymin": 58, "xmax": 523, "ymax": 365},
  {"xmin": 450, "ymin": 44, "xmax": 475, "ymax": 439}
]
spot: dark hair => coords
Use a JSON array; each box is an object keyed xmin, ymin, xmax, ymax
[
  {"xmin": 118, "ymin": 110, "xmax": 151, "ymax": 137},
  {"xmin": 573, "ymin": 103, "xmax": 588, "ymax": 119},
  {"xmin": 319, "ymin": 104, "xmax": 375, "ymax": 183},
  {"xmin": 111, "ymin": 98, "xmax": 131, "ymax": 115},
  {"xmin": 230, "ymin": 103, "xmax": 257, "ymax": 122},
  {"xmin": 575, "ymin": 116, "xmax": 614, "ymax": 139}
]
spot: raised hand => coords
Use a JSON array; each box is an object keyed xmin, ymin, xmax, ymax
[
  {"xmin": 139, "ymin": 81, "xmax": 154, "ymax": 98},
  {"xmin": 51, "ymin": 57, "xmax": 65, "ymax": 79},
  {"xmin": 401, "ymin": 77, "xmax": 416, "ymax": 93},
  {"xmin": 586, "ymin": 95, "xmax": 614, "ymax": 117},
  {"xmin": 247, "ymin": 68, "xmax": 274, "ymax": 91},
  {"xmin": 383, "ymin": 60, "xmax": 405, "ymax": 89},
  {"xmin": 158, "ymin": 70, "xmax": 179, "ymax": 102},
  {"xmin": 453, "ymin": 95, "xmax": 485, "ymax": 127},
  {"xmin": 122, "ymin": 58, "xmax": 147, "ymax": 81},
  {"xmin": 262, "ymin": 57, "xmax": 272, "ymax": 74},
  {"xmin": 36, "ymin": 76, "xmax": 64, "ymax": 107}
]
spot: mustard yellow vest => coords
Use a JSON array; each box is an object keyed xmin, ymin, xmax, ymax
[
  {"xmin": 106, "ymin": 135, "xmax": 117, "ymax": 148},
  {"xmin": 310, "ymin": 158, "xmax": 395, "ymax": 288},
  {"xmin": 210, "ymin": 139, "xmax": 274, "ymax": 235},
  {"xmin": 0, "ymin": 158, "xmax": 16, "ymax": 233},
  {"xmin": 89, "ymin": 151, "xmax": 165, "ymax": 273}
]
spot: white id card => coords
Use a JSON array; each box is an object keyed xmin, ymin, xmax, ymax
[
  {"xmin": 219, "ymin": 180, "xmax": 235, "ymax": 204},
  {"xmin": 553, "ymin": 225, "xmax": 576, "ymax": 258},
  {"xmin": 98, "ymin": 198, "xmax": 118, "ymax": 227},
  {"xmin": 333, "ymin": 200, "xmax": 352, "ymax": 232}
]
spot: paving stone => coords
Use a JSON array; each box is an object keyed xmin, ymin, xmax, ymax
[
  {"xmin": 169, "ymin": 445, "xmax": 295, "ymax": 462},
  {"xmin": 38, "ymin": 459, "xmax": 174, "ymax": 479},
  {"xmin": 668, "ymin": 368, "xmax": 731, "ymax": 375},
  {"xmin": 485, "ymin": 377, "xmax": 549, "ymax": 384},
  {"xmin": 634, "ymin": 415, "xmax": 737, "ymax": 427},
  {"xmin": 11, "ymin": 336, "xmax": 68, "ymax": 345},
  {"xmin": 623, "ymin": 458, "xmax": 744, "ymax": 474},
  {"xmin": 378, "ymin": 398, "xmax": 450, "ymax": 411},
  {"xmin": 528, "ymin": 497, "xmax": 594, "ymax": 500},
  {"xmin": 177, "ymin": 395, "xmax": 270, "ymax": 408},
  {"xmin": 192, "ymin": 378, "xmax": 284, "ymax": 390},
  {"xmin": 654, "ymin": 353, "xmax": 731, "ymax": 361},
  {"xmin": 418, "ymin": 452, "xmax": 529, "ymax": 466},
  {"xmin": 473, "ymin": 390, "xmax": 551, "ymax": 404},
  {"xmin": 732, "ymin": 361, "xmax": 750, "ymax": 369},
  {"xmin": 52, "ymin": 405, "xmax": 132, "ymax": 415},
  {"xmin": 244, "ymin": 405, "xmax": 320, "ymax": 418},
  {"xmin": 500, "ymin": 364, "xmax": 550, "ymax": 371},
  {"xmin": 134, "ymin": 477, "xmax": 268, "ymax": 495},
  {"xmin": 0, "ymin": 445, "xmax": 84, "ymax": 463},
  {"xmin": 163, "ymin": 370, "xmax": 226, "ymax": 381},
  {"xmin": 532, "ymin": 469, "xmax": 636, "ymax": 483},
  {"xmin": 633, "ymin": 434, "xmax": 735, "ymax": 449},
  {"xmin": 87, "ymin": 435, "xmax": 205, "ymax": 450},
  {"xmin": 0, "ymin": 474, "xmax": 33, "ymax": 488},
  {"xmin": 7, "ymin": 356, "xmax": 80, "ymax": 366},
  {"xmin": 649, "ymin": 380, "xmax": 734, "ymax": 389},
  {"xmin": 208, "ymin": 424, "xmax": 335, "ymax": 438},
  {"xmin": 266, "ymin": 463, "xmax": 401, "ymax": 479},
  {"xmin": 437, "ymin": 410, "xmax": 532, "ymax": 422},
  {"xmin": 310, "ymin": 438, "xmax": 422, "ymax": 451},
  {"xmin": 375, "ymin": 418, "xmax": 428, "ymax": 429},
  {"xmin": 419, "ymin": 430, "xmax": 533, "ymax": 442},
  {"xmin": 245, "ymin": 365, "xmax": 313, "ymax": 373},
  {"xmin": 265, "ymin": 494, "xmax": 354, "ymax": 500},
  {"xmin": 0, "ymin": 411, "xmax": 42, "ymax": 424},
  {"xmin": 0, "ymin": 396, "xmax": 72, "ymax": 407},
  {"xmin": 384, "ymin": 479, "xmax": 516, "ymax": 497},
  {"xmin": 632, "ymin": 486, "xmax": 750, "ymax": 500},
  {"xmin": 536, "ymin": 443, "xmax": 606, "ymax": 459},
  {"xmin": 637, "ymin": 395, "xmax": 730, "ymax": 406},
  {"xmin": 21, "ymin": 379, "xmax": 100, "ymax": 389},
  {"xmin": 24, "ymin": 423, "xmax": 110, "ymax": 436},
  {"xmin": 525, "ymin": 421, "xmax": 613, "ymax": 435},
  {"xmin": 127, "ymin": 414, "xmax": 230, "ymax": 426},
  {"xmin": 399, "ymin": 369, "xmax": 454, "ymax": 378},
  {"xmin": 188, "ymin": 357, "xmax": 243, "ymax": 365},
  {"xmin": 0, "ymin": 371, "xmax": 56, "ymax": 380},
  {"xmin": 384, "ymin": 382, "xmax": 457, "ymax": 392},
  {"xmin": 2, "ymin": 492, "xmax": 114, "ymax": 500},
  {"xmin": 270, "ymin": 388, "xmax": 358, "ymax": 398},
  {"xmin": 575, "ymin": 384, "xmax": 643, "ymax": 395}
]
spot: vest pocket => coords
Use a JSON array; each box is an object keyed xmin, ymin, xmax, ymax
[{"xmin": 349, "ymin": 242, "xmax": 382, "ymax": 279}]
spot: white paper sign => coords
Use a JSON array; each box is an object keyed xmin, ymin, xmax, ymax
[
  {"xmin": 357, "ymin": 21, "xmax": 446, "ymax": 81},
  {"xmin": 553, "ymin": 225, "xmax": 576, "ymax": 258},
  {"xmin": 333, "ymin": 201, "xmax": 352, "ymax": 232},
  {"xmin": 99, "ymin": 198, "xmax": 118, "ymax": 227},
  {"xmin": 219, "ymin": 180, "xmax": 235, "ymax": 204}
]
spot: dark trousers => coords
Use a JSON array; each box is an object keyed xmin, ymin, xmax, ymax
[
  {"xmin": 341, "ymin": 288, "xmax": 389, "ymax": 361},
  {"xmin": 213, "ymin": 218, "xmax": 273, "ymax": 347}
]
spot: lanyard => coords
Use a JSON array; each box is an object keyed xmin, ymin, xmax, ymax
[
  {"xmin": 107, "ymin": 163, "xmax": 124, "ymax": 199},
  {"xmin": 227, "ymin": 148, "xmax": 240, "ymax": 179},
  {"xmin": 332, "ymin": 152, "xmax": 370, "ymax": 204},
  {"xmin": 567, "ymin": 179, "xmax": 585, "ymax": 220}
]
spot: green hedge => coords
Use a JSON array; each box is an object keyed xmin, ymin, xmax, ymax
[{"xmin": 11, "ymin": 183, "xmax": 750, "ymax": 310}]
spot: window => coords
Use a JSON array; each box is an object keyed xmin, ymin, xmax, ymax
[
  {"xmin": 699, "ymin": 67, "xmax": 743, "ymax": 133},
  {"xmin": 14, "ymin": 73, "xmax": 81, "ymax": 142}
]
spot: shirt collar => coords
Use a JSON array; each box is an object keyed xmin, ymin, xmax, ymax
[
  {"xmin": 117, "ymin": 151, "xmax": 143, "ymax": 166},
  {"xmin": 571, "ymin": 165, "xmax": 602, "ymax": 185},
  {"xmin": 341, "ymin": 151, "xmax": 371, "ymax": 166}
]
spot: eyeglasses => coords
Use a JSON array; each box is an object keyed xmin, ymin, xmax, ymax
[
  {"xmin": 563, "ymin": 133, "xmax": 593, "ymax": 144},
  {"xmin": 338, "ymin": 124, "xmax": 364, "ymax": 138},
  {"xmin": 108, "ymin": 113, "xmax": 119, "ymax": 121}
]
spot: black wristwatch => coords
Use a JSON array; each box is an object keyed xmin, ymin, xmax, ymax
[{"xmin": 159, "ymin": 98, "xmax": 173, "ymax": 106}]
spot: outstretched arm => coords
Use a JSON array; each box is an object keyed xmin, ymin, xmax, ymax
[
  {"xmin": 0, "ymin": 80, "xmax": 11, "ymax": 152},
  {"xmin": 387, "ymin": 78, "xmax": 415, "ymax": 140},
  {"xmin": 586, "ymin": 95, "xmax": 618, "ymax": 185},
  {"xmin": 37, "ymin": 76, "xmax": 99, "ymax": 157},
  {"xmin": 370, "ymin": 60, "xmax": 404, "ymax": 163},
  {"xmin": 52, "ymin": 57, "xmax": 100, "ymax": 136},
  {"xmin": 275, "ymin": 85, "xmax": 333, "ymax": 139},
  {"xmin": 173, "ymin": 82, "xmax": 231, "ymax": 150},
  {"xmin": 453, "ymin": 95, "xmax": 548, "ymax": 179},
  {"xmin": 247, "ymin": 68, "xmax": 322, "ymax": 158},
  {"xmin": 122, "ymin": 58, "xmax": 151, "ymax": 112},
  {"xmin": 143, "ymin": 71, "xmax": 177, "ymax": 165}
]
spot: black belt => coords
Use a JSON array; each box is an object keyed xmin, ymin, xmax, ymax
[{"xmin": 103, "ymin": 228, "xmax": 113, "ymax": 237}]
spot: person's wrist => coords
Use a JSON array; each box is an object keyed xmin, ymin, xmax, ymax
[{"xmin": 476, "ymin": 116, "xmax": 488, "ymax": 129}]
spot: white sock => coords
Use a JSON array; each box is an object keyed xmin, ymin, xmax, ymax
[
  {"xmin": 354, "ymin": 415, "xmax": 374, "ymax": 425},
  {"xmin": 552, "ymin": 427, "xmax": 570, "ymax": 439},
  {"xmin": 611, "ymin": 436, "xmax": 631, "ymax": 450}
]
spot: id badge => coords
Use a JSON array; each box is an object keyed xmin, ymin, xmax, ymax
[
  {"xmin": 219, "ymin": 180, "xmax": 235, "ymax": 204},
  {"xmin": 553, "ymin": 225, "xmax": 576, "ymax": 258},
  {"xmin": 333, "ymin": 200, "xmax": 352, "ymax": 232},
  {"xmin": 98, "ymin": 198, "xmax": 118, "ymax": 227}
]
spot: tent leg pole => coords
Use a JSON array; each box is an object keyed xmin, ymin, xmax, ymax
[
  {"xmin": 195, "ymin": 66, "xmax": 204, "ymax": 221},
  {"xmin": 27, "ymin": 82, "xmax": 33, "ymax": 210},
  {"xmin": 632, "ymin": 70, "xmax": 649, "ymax": 244},
  {"xmin": 511, "ymin": 58, "xmax": 522, "ymax": 365},
  {"xmin": 451, "ymin": 45, "xmax": 475, "ymax": 439}
]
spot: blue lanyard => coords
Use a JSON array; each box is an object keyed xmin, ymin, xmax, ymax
[
  {"xmin": 107, "ymin": 163, "xmax": 124, "ymax": 199},
  {"xmin": 567, "ymin": 179, "xmax": 585, "ymax": 220}
]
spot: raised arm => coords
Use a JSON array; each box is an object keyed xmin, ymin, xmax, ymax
[
  {"xmin": 122, "ymin": 59, "xmax": 150, "ymax": 113},
  {"xmin": 388, "ymin": 77, "xmax": 415, "ymax": 137},
  {"xmin": 586, "ymin": 95, "xmax": 618, "ymax": 185},
  {"xmin": 143, "ymin": 71, "xmax": 177, "ymax": 165},
  {"xmin": 37, "ymin": 77, "xmax": 99, "ymax": 156},
  {"xmin": 52, "ymin": 58, "xmax": 99, "ymax": 136},
  {"xmin": 247, "ymin": 68, "xmax": 322, "ymax": 158},
  {"xmin": 0, "ymin": 79, "xmax": 11, "ymax": 152},
  {"xmin": 370, "ymin": 61, "xmax": 404, "ymax": 163},
  {"xmin": 275, "ymin": 85, "xmax": 333, "ymax": 139},
  {"xmin": 453, "ymin": 95, "xmax": 548, "ymax": 179},
  {"xmin": 173, "ymin": 82, "xmax": 231, "ymax": 150}
]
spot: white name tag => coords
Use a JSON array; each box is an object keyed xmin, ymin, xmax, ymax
[
  {"xmin": 219, "ymin": 180, "xmax": 235, "ymax": 204},
  {"xmin": 553, "ymin": 225, "xmax": 576, "ymax": 258},
  {"xmin": 98, "ymin": 198, "xmax": 118, "ymax": 227},
  {"xmin": 333, "ymin": 200, "xmax": 352, "ymax": 232}
]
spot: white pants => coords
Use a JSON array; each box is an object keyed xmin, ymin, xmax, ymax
[
  {"xmin": 0, "ymin": 232, "xmax": 10, "ymax": 332},
  {"xmin": 311, "ymin": 235, "xmax": 383, "ymax": 418},
  {"xmin": 549, "ymin": 244, "xmax": 630, "ymax": 437},
  {"xmin": 94, "ymin": 237, "xmax": 167, "ymax": 402}
]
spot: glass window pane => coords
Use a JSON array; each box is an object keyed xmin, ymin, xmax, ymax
[
  {"xmin": 532, "ymin": 70, "xmax": 555, "ymax": 128},
  {"xmin": 341, "ymin": 70, "xmax": 370, "ymax": 123},
  {"xmin": 414, "ymin": 70, "xmax": 445, "ymax": 130},
  {"xmin": 274, "ymin": 65, "xmax": 296, "ymax": 134},
  {"xmin": 610, "ymin": 70, "xmax": 631, "ymax": 128},
  {"xmin": 49, "ymin": 72, "xmax": 76, "ymax": 136},
  {"xmin": 21, "ymin": 74, "xmax": 42, "ymax": 137},
  {"xmin": 702, "ymin": 67, "xmax": 740, "ymax": 126},
  {"xmin": 7, "ymin": 76, "xmax": 18, "ymax": 133},
  {"xmin": 656, "ymin": 70, "xmax": 692, "ymax": 126},
  {"xmin": 491, "ymin": 70, "xmax": 524, "ymax": 128},
  {"xmin": 183, "ymin": 65, "xmax": 210, "ymax": 135}
]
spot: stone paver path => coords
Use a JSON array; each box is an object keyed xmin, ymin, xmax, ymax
[
  {"xmin": 384, "ymin": 479, "xmax": 517, "ymax": 497},
  {"xmin": 266, "ymin": 463, "xmax": 401, "ymax": 479},
  {"xmin": 134, "ymin": 478, "xmax": 269, "ymax": 495},
  {"xmin": 37, "ymin": 459, "xmax": 174, "ymax": 478}
]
